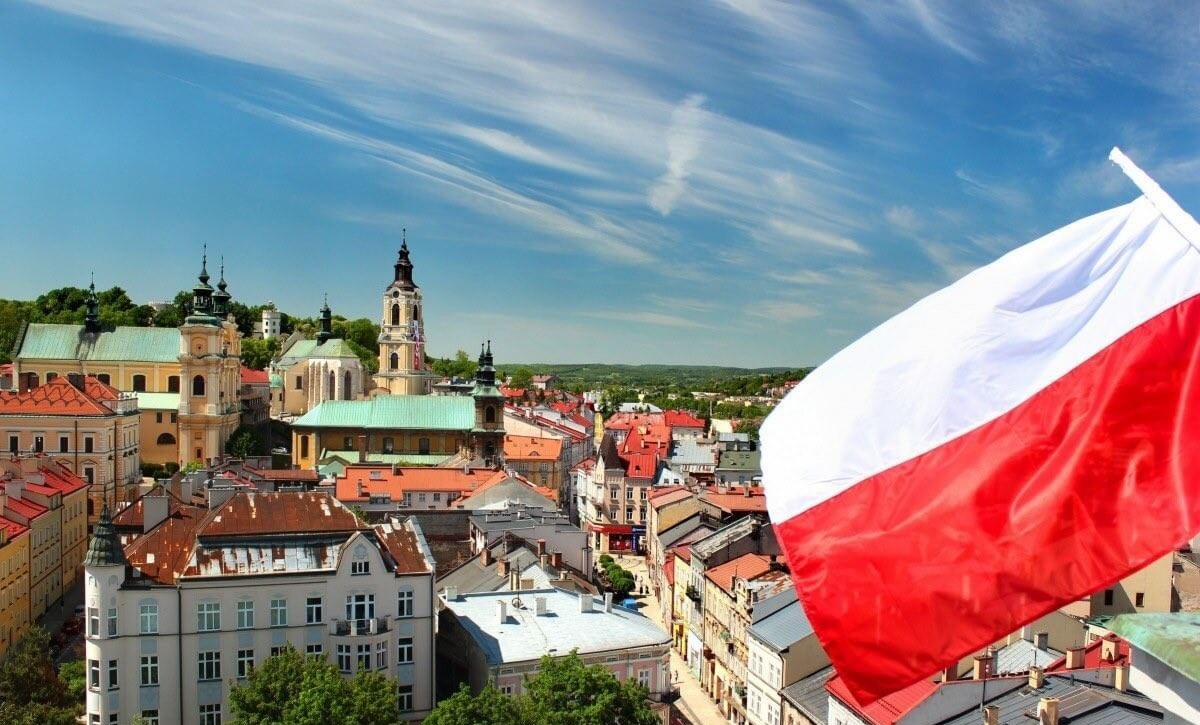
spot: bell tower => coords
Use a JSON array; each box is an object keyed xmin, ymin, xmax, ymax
[
  {"xmin": 374, "ymin": 231, "xmax": 432, "ymax": 395},
  {"xmin": 471, "ymin": 341, "xmax": 505, "ymax": 464}
]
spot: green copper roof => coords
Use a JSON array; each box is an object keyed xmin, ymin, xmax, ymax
[
  {"xmin": 317, "ymin": 450, "xmax": 452, "ymax": 476},
  {"xmin": 308, "ymin": 339, "xmax": 360, "ymax": 359},
  {"xmin": 136, "ymin": 392, "xmax": 180, "ymax": 411},
  {"xmin": 269, "ymin": 373, "xmax": 283, "ymax": 388},
  {"xmin": 1108, "ymin": 613, "xmax": 1200, "ymax": 681},
  {"xmin": 83, "ymin": 504, "xmax": 127, "ymax": 567},
  {"xmin": 293, "ymin": 395, "xmax": 474, "ymax": 430},
  {"xmin": 279, "ymin": 339, "xmax": 318, "ymax": 362},
  {"xmin": 18, "ymin": 323, "xmax": 179, "ymax": 363}
]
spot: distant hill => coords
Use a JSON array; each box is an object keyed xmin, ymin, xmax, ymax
[{"xmin": 494, "ymin": 362, "xmax": 800, "ymax": 390}]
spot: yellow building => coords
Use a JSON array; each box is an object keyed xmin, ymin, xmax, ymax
[
  {"xmin": 374, "ymin": 237, "xmax": 435, "ymax": 395},
  {"xmin": 0, "ymin": 513, "xmax": 30, "ymax": 657},
  {"xmin": 11, "ymin": 260, "xmax": 241, "ymax": 468}
]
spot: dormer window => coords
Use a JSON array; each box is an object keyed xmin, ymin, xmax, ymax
[{"xmin": 351, "ymin": 560, "xmax": 369, "ymax": 576}]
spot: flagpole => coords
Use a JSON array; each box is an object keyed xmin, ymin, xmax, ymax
[{"xmin": 1109, "ymin": 146, "xmax": 1200, "ymax": 251}]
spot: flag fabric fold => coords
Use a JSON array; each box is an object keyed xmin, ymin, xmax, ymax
[{"xmin": 762, "ymin": 176, "xmax": 1200, "ymax": 703}]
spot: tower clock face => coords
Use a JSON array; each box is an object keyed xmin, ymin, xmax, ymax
[{"xmin": 392, "ymin": 290, "xmax": 400, "ymax": 298}]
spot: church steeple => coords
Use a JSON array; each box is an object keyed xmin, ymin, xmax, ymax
[
  {"xmin": 317, "ymin": 294, "xmax": 333, "ymax": 344},
  {"xmin": 83, "ymin": 503, "xmax": 127, "ymax": 568},
  {"xmin": 212, "ymin": 256, "xmax": 232, "ymax": 318},
  {"xmin": 84, "ymin": 274, "xmax": 101, "ymax": 334},
  {"xmin": 187, "ymin": 246, "xmax": 218, "ymax": 324},
  {"xmin": 471, "ymin": 340, "xmax": 504, "ymax": 465},
  {"xmin": 393, "ymin": 229, "xmax": 416, "ymax": 291}
]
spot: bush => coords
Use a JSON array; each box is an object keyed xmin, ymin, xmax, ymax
[{"xmin": 599, "ymin": 554, "xmax": 613, "ymax": 567}]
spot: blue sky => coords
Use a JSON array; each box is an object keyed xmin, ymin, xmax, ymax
[{"xmin": 1, "ymin": 1, "xmax": 1198, "ymax": 366}]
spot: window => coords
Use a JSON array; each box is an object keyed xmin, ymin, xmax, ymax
[
  {"xmin": 270, "ymin": 598, "xmax": 287, "ymax": 627},
  {"xmin": 156, "ymin": 432, "xmax": 176, "ymax": 445},
  {"xmin": 295, "ymin": 375, "xmax": 303, "ymax": 390},
  {"xmin": 89, "ymin": 715, "xmax": 99, "ymax": 725},
  {"xmin": 485, "ymin": 405, "xmax": 496, "ymax": 423},
  {"xmin": 357, "ymin": 644, "xmax": 371, "ymax": 671},
  {"xmin": 610, "ymin": 487, "xmax": 618, "ymax": 501},
  {"xmin": 197, "ymin": 651, "xmax": 221, "ymax": 681},
  {"xmin": 1135, "ymin": 592, "xmax": 1145, "ymax": 607},
  {"xmin": 626, "ymin": 488, "xmax": 634, "ymax": 499},
  {"xmin": 337, "ymin": 645, "xmax": 351, "ymax": 673},
  {"xmin": 107, "ymin": 659, "xmax": 119, "ymax": 689},
  {"xmin": 85, "ymin": 436, "xmax": 94, "ymax": 453},
  {"xmin": 626, "ymin": 507, "xmax": 634, "ymax": 521},
  {"xmin": 418, "ymin": 437, "xmax": 430, "ymax": 455},
  {"xmin": 156, "ymin": 412, "xmax": 162, "ymax": 423},
  {"xmin": 432, "ymin": 492, "xmax": 441, "ymax": 502},
  {"xmin": 397, "ymin": 637, "xmax": 413, "ymax": 664},
  {"xmin": 46, "ymin": 372, "xmax": 57, "ymax": 382},
  {"xmin": 345, "ymin": 593, "xmax": 374, "ymax": 624},
  {"xmin": 84, "ymin": 466, "xmax": 95, "ymax": 484},
  {"xmin": 167, "ymin": 375, "xmax": 180, "ymax": 393},
  {"xmin": 398, "ymin": 684, "xmax": 413, "ymax": 711},
  {"xmin": 637, "ymin": 669, "xmax": 651, "ymax": 688},
  {"xmin": 140, "ymin": 602, "xmax": 158, "ymax": 634},
  {"xmin": 132, "ymin": 374, "xmax": 147, "ymax": 392},
  {"xmin": 140, "ymin": 655, "xmax": 159, "ymax": 686},
  {"xmin": 389, "ymin": 352, "xmax": 399, "ymax": 370},
  {"xmin": 197, "ymin": 602, "xmax": 220, "ymax": 631},
  {"xmin": 192, "ymin": 375, "xmax": 206, "ymax": 396},
  {"xmin": 88, "ymin": 659, "xmax": 99, "ymax": 690},
  {"xmin": 270, "ymin": 646, "xmax": 286, "ymax": 657},
  {"xmin": 305, "ymin": 643, "xmax": 324, "ymax": 661},
  {"xmin": 97, "ymin": 373, "xmax": 111, "ymax": 385},
  {"xmin": 376, "ymin": 641, "xmax": 387, "ymax": 670},
  {"xmin": 397, "ymin": 590, "xmax": 413, "ymax": 618},
  {"xmin": 7, "ymin": 436, "xmax": 16, "ymax": 453},
  {"xmin": 1103, "ymin": 589, "xmax": 1115, "ymax": 606},
  {"xmin": 170, "ymin": 412, "xmax": 176, "ymax": 423},
  {"xmin": 342, "ymin": 435, "xmax": 353, "ymax": 449},
  {"xmin": 59, "ymin": 436, "xmax": 69, "ymax": 453},
  {"xmin": 499, "ymin": 684, "xmax": 513, "ymax": 696},
  {"xmin": 140, "ymin": 711, "xmax": 159, "ymax": 725},
  {"xmin": 306, "ymin": 596, "xmax": 323, "ymax": 624},
  {"xmin": 237, "ymin": 649, "xmax": 254, "ymax": 679},
  {"xmin": 300, "ymin": 435, "xmax": 309, "ymax": 459},
  {"xmin": 109, "ymin": 715, "xmax": 119, "ymax": 725},
  {"xmin": 199, "ymin": 704, "xmax": 221, "ymax": 725},
  {"xmin": 351, "ymin": 560, "xmax": 369, "ymax": 576},
  {"xmin": 34, "ymin": 435, "xmax": 43, "ymax": 452},
  {"xmin": 237, "ymin": 600, "xmax": 254, "ymax": 629},
  {"xmin": 382, "ymin": 437, "xmax": 394, "ymax": 453},
  {"xmin": 87, "ymin": 607, "xmax": 99, "ymax": 636},
  {"xmin": 418, "ymin": 493, "xmax": 426, "ymax": 503}
]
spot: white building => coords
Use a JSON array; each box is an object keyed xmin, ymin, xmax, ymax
[
  {"xmin": 83, "ymin": 491, "xmax": 436, "ymax": 725},
  {"xmin": 745, "ymin": 590, "xmax": 827, "ymax": 725},
  {"xmin": 260, "ymin": 307, "xmax": 281, "ymax": 340}
]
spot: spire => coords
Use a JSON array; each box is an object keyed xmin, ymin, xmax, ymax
[
  {"xmin": 84, "ymin": 273, "xmax": 101, "ymax": 334},
  {"xmin": 187, "ymin": 246, "xmax": 218, "ymax": 324},
  {"xmin": 83, "ymin": 503, "xmax": 127, "ymax": 568},
  {"xmin": 473, "ymin": 339, "xmax": 499, "ymax": 393},
  {"xmin": 212, "ymin": 256, "xmax": 232, "ymax": 317},
  {"xmin": 199, "ymin": 244, "xmax": 210, "ymax": 286},
  {"xmin": 317, "ymin": 294, "xmax": 333, "ymax": 344},
  {"xmin": 393, "ymin": 228, "xmax": 416, "ymax": 290}
]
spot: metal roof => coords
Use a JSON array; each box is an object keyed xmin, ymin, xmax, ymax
[
  {"xmin": 936, "ymin": 675, "xmax": 1164, "ymax": 725},
  {"xmin": 780, "ymin": 666, "xmax": 834, "ymax": 725},
  {"xmin": 293, "ymin": 395, "xmax": 475, "ymax": 430},
  {"xmin": 1109, "ymin": 612, "xmax": 1200, "ymax": 683},
  {"xmin": 18, "ymin": 323, "xmax": 180, "ymax": 362},
  {"xmin": 748, "ymin": 591, "xmax": 812, "ymax": 652},
  {"xmin": 669, "ymin": 439, "xmax": 716, "ymax": 466},
  {"xmin": 717, "ymin": 449, "xmax": 762, "ymax": 471},
  {"xmin": 992, "ymin": 638, "xmax": 1063, "ymax": 675}
]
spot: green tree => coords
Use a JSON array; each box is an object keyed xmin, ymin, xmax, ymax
[
  {"xmin": 0, "ymin": 627, "xmax": 74, "ymax": 725},
  {"xmin": 229, "ymin": 646, "xmax": 306, "ymax": 725},
  {"xmin": 424, "ymin": 684, "xmax": 523, "ymax": 725},
  {"xmin": 351, "ymin": 671, "xmax": 401, "ymax": 724},
  {"xmin": 510, "ymin": 367, "xmax": 534, "ymax": 389},
  {"xmin": 240, "ymin": 337, "xmax": 281, "ymax": 370},
  {"xmin": 281, "ymin": 660, "xmax": 355, "ymax": 725},
  {"xmin": 228, "ymin": 426, "xmax": 265, "ymax": 459},
  {"xmin": 58, "ymin": 659, "xmax": 86, "ymax": 703}
]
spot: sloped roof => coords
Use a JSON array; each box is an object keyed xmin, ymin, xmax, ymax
[
  {"xmin": 664, "ymin": 410, "xmax": 705, "ymax": 428},
  {"xmin": 1109, "ymin": 612, "xmax": 1200, "ymax": 683},
  {"xmin": 306, "ymin": 338, "xmax": 360, "ymax": 360},
  {"xmin": 240, "ymin": 367, "xmax": 270, "ymax": 384},
  {"xmin": 293, "ymin": 395, "xmax": 475, "ymax": 430},
  {"xmin": 335, "ymin": 465, "xmax": 507, "ymax": 501},
  {"xmin": 704, "ymin": 552, "xmax": 772, "ymax": 593},
  {"xmin": 717, "ymin": 449, "xmax": 762, "ymax": 471},
  {"xmin": 0, "ymin": 376, "xmax": 115, "ymax": 416},
  {"xmin": 17, "ymin": 323, "xmax": 179, "ymax": 362},
  {"xmin": 670, "ymin": 439, "xmax": 717, "ymax": 466},
  {"xmin": 701, "ymin": 486, "xmax": 767, "ymax": 514},
  {"xmin": 201, "ymin": 491, "xmax": 362, "ymax": 536},
  {"xmin": 748, "ymin": 590, "xmax": 813, "ymax": 652},
  {"xmin": 503, "ymin": 434, "xmax": 563, "ymax": 461},
  {"xmin": 781, "ymin": 666, "xmax": 835, "ymax": 724},
  {"xmin": 826, "ymin": 673, "xmax": 939, "ymax": 725},
  {"xmin": 935, "ymin": 675, "xmax": 1164, "ymax": 725},
  {"xmin": 453, "ymin": 473, "xmax": 557, "ymax": 507},
  {"xmin": 113, "ymin": 483, "xmax": 200, "ymax": 530},
  {"xmin": 1046, "ymin": 633, "xmax": 1132, "ymax": 671},
  {"xmin": 374, "ymin": 519, "xmax": 431, "ymax": 574}
]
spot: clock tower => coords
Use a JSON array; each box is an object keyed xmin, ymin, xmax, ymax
[{"xmin": 374, "ymin": 232, "xmax": 433, "ymax": 395}]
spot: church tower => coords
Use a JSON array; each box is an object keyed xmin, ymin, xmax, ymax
[
  {"xmin": 374, "ymin": 232, "xmax": 433, "ymax": 395},
  {"xmin": 471, "ymin": 341, "xmax": 505, "ymax": 464}
]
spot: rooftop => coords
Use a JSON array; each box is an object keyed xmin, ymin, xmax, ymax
[
  {"xmin": 700, "ymin": 486, "xmax": 767, "ymax": 514},
  {"xmin": 935, "ymin": 675, "xmax": 1165, "ymax": 725},
  {"xmin": 16, "ymin": 323, "xmax": 180, "ymax": 363},
  {"xmin": 1109, "ymin": 612, "xmax": 1200, "ymax": 682},
  {"xmin": 334, "ymin": 464, "xmax": 507, "ymax": 501},
  {"xmin": 293, "ymin": 395, "xmax": 475, "ymax": 430},
  {"xmin": 443, "ymin": 588, "xmax": 669, "ymax": 666},
  {"xmin": 503, "ymin": 434, "xmax": 563, "ymax": 461},
  {"xmin": 240, "ymin": 367, "xmax": 270, "ymax": 385},
  {"xmin": 748, "ymin": 589, "xmax": 812, "ymax": 652},
  {"xmin": 1046, "ymin": 634, "xmax": 1131, "ymax": 671},
  {"xmin": 0, "ymin": 376, "xmax": 126, "ymax": 416},
  {"xmin": 826, "ymin": 673, "xmax": 939, "ymax": 725},
  {"xmin": 135, "ymin": 392, "xmax": 180, "ymax": 411},
  {"xmin": 704, "ymin": 552, "xmax": 773, "ymax": 594},
  {"xmin": 664, "ymin": 410, "xmax": 706, "ymax": 428},
  {"xmin": 780, "ymin": 666, "xmax": 835, "ymax": 725}
]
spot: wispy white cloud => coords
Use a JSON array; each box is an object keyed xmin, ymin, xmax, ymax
[
  {"xmin": 902, "ymin": 0, "xmax": 980, "ymax": 61},
  {"xmin": 955, "ymin": 169, "xmax": 1032, "ymax": 210},
  {"xmin": 748, "ymin": 301, "xmax": 821, "ymax": 322},
  {"xmin": 445, "ymin": 124, "xmax": 603, "ymax": 177},
  {"xmin": 648, "ymin": 93, "xmax": 706, "ymax": 215},
  {"xmin": 884, "ymin": 205, "xmax": 921, "ymax": 235},
  {"xmin": 585, "ymin": 310, "xmax": 708, "ymax": 328},
  {"xmin": 761, "ymin": 218, "xmax": 866, "ymax": 255}
]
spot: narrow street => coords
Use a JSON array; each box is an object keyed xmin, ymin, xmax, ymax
[{"xmin": 613, "ymin": 553, "xmax": 728, "ymax": 725}]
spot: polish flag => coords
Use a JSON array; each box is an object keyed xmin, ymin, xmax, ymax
[{"xmin": 761, "ymin": 150, "xmax": 1200, "ymax": 703}]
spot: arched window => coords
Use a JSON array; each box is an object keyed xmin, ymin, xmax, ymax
[
  {"xmin": 167, "ymin": 376, "xmax": 180, "ymax": 393},
  {"xmin": 97, "ymin": 373, "xmax": 110, "ymax": 385},
  {"xmin": 485, "ymin": 406, "xmax": 496, "ymax": 424},
  {"xmin": 328, "ymin": 371, "xmax": 336, "ymax": 399},
  {"xmin": 300, "ymin": 435, "xmax": 310, "ymax": 459},
  {"xmin": 413, "ymin": 306, "xmax": 420, "ymax": 322},
  {"xmin": 343, "ymin": 370, "xmax": 352, "ymax": 400},
  {"xmin": 45, "ymin": 372, "xmax": 58, "ymax": 382},
  {"xmin": 389, "ymin": 353, "xmax": 399, "ymax": 370},
  {"xmin": 132, "ymin": 374, "xmax": 147, "ymax": 392},
  {"xmin": 192, "ymin": 375, "xmax": 205, "ymax": 396},
  {"xmin": 390, "ymin": 303, "xmax": 400, "ymax": 326},
  {"xmin": 156, "ymin": 433, "xmax": 176, "ymax": 446}
]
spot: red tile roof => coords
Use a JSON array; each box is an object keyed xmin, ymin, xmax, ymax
[
  {"xmin": 500, "ymin": 386, "xmax": 526, "ymax": 398},
  {"xmin": 38, "ymin": 461, "xmax": 88, "ymax": 496},
  {"xmin": 243, "ymin": 466, "xmax": 321, "ymax": 482},
  {"xmin": 375, "ymin": 521, "xmax": 430, "ymax": 574},
  {"xmin": 240, "ymin": 367, "xmax": 270, "ymax": 385},
  {"xmin": 1045, "ymin": 634, "xmax": 1131, "ymax": 671},
  {"xmin": 649, "ymin": 487, "xmax": 693, "ymax": 510},
  {"xmin": 701, "ymin": 486, "xmax": 767, "ymax": 514},
  {"xmin": 202, "ymin": 492, "xmax": 362, "ymax": 536},
  {"xmin": 704, "ymin": 553, "xmax": 772, "ymax": 593},
  {"xmin": 0, "ymin": 376, "xmax": 116, "ymax": 416},
  {"xmin": 504, "ymin": 434, "xmax": 563, "ymax": 461},
  {"xmin": 4, "ymin": 495, "xmax": 48, "ymax": 520},
  {"xmin": 0, "ymin": 514, "xmax": 28, "ymax": 541},
  {"xmin": 550, "ymin": 401, "xmax": 578, "ymax": 415},
  {"xmin": 664, "ymin": 410, "xmax": 705, "ymax": 428},
  {"xmin": 825, "ymin": 674, "xmax": 939, "ymax": 725},
  {"xmin": 126, "ymin": 505, "xmax": 209, "ymax": 584},
  {"xmin": 334, "ymin": 465, "xmax": 507, "ymax": 502},
  {"xmin": 83, "ymin": 377, "xmax": 121, "ymax": 401},
  {"xmin": 664, "ymin": 556, "xmax": 675, "ymax": 587},
  {"xmin": 672, "ymin": 545, "xmax": 692, "ymax": 563},
  {"xmin": 113, "ymin": 484, "xmax": 201, "ymax": 529},
  {"xmin": 604, "ymin": 412, "xmax": 665, "ymax": 431}
]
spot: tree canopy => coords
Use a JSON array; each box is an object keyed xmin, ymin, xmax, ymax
[
  {"xmin": 425, "ymin": 652, "xmax": 657, "ymax": 725},
  {"xmin": 429, "ymin": 349, "xmax": 478, "ymax": 381},
  {"xmin": 0, "ymin": 627, "xmax": 79, "ymax": 725}
]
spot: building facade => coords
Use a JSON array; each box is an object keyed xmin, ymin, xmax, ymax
[
  {"xmin": 83, "ymin": 491, "xmax": 437, "ymax": 725},
  {"xmin": 269, "ymin": 300, "xmax": 367, "ymax": 419}
]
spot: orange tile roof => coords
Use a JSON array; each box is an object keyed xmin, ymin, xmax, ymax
[
  {"xmin": 503, "ymin": 434, "xmax": 563, "ymax": 461},
  {"xmin": 38, "ymin": 461, "xmax": 88, "ymax": 496},
  {"xmin": 664, "ymin": 410, "xmax": 705, "ymax": 428},
  {"xmin": 825, "ymin": 673, "xmax": 939, "ymax": 725},
  {"xmin": 240, "ymin": 366, "xmax": 270, "ymax": 385},
  {"xmin": 701, "ymin": 486, "xmax": 767, "ymax": 514},
  {"xmin": 83, "ymin": 377, "xmax": 120, "ymax": 401},
  {"xmin": 704, "ymin": 553, "xmax": 773, "ymax": 593},
  {"xmin": 334, "ymin": 465, "xmax": 507, "ymax": 502},
  {"xmin": 113, "ymin": 484, "xmax": 201, "ymax": 529},
  {"xmin": 664, "ymin": 556, "xmax": 675, "ymax": 587},
  {"xmin": 604, "ymin": 412, "xmax": 665, "ymax": 431},
  {"xmin": 125, "ymin": 505, "xmax": 208, "ymax": 584},
  {"xmin": 4, "ymin": 495, "xmax": 48, "ymax": 520},
  {"xmin": 375, "ymin": 521, "xmax": 430, "ymax": 574},
  {"xmin": 1045, "ymin": 634, "xmax": 1131, "ymax": 671},
  {"xmin": 500, "ymin": 386, "xmax": 526, "ymax": 398},
  {"xmin": 202, "ymin": 492, "xmax": 362, "ymax": 536},
  {"xmin": 454, "ymin": 472, "xmax": 557, "ymax": 505},
  {"xmin": 0, "ymin": 376, "xmax": 115, "ymax": 416},
  {"xmin": 0, "ymin": 515, "xmax": 27, "ymax": 541}
]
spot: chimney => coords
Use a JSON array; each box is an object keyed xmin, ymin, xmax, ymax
[
  {"xmin": 1028, "ymin": 665, "xmax": 1045, "ymax": 689},
  {"xmin": 67, "ymin": 372, "xmax": 84, "ymax": 390},
  {"xmin": 1038, "ymin": 697, "xmax": 1060, "ymax": 725},
  {"xmin": 536, "ymin": 539, "xmax": 546, "ymax": 555},
  {"xmin": 550, "ymin": 552, "xmax": 562, "ymax": 568},
  {"xmin": 539, "ymin": 553, "xmax": 549, "ymax": 569},
  {"xmin": 1101, "ymin": 635, "xmax": 1119, "ymax": 662},
  {"xmin": 19, "ymin": 456, "xmax": 40, "ymax": 475},
  {"xmin": 1035, "ymin": 631, "xmax": 1049, "ymax": 651},
  {"xmin": 497, "ymin": 600, "xmax": 507, "ymax": 624},
  {"xmin": 497, "ymin": 560, "xmax": 509, "ymax": 577},
  {"xmin": 444, "ymin": 586, "xmax": 458, "ymax": 602},
  {"xmin": 1065, "ymin": 646, "xmax": 1085, "ymax": 670},
  {"xmin": 509, "ymin": 571, "xmax": 519, "ymax": 591},
  {"xmin": 972, "ymin": 654, "xmax": 992, "ymax": 680},
  {"xmin": 604, "ymin": 592, "xmax": 613, "ymax": 613},
  {"xmin": 143, "ymin": 495, "xmax": 169, "ymax": 533},
  {"xmin": 535, "ymin": 596, "xmax": 547, "ymax": 616},
  {"xmin": 0, "ymin": 490, "xmax": 6, "ymax": 517},
  {"xmin": 579, "ymin": 592, "xmax": 593, "ymax": 613},
  {"xmin": 743, "ymin": 484, "xmax": 751, "ymax": 498},
  {"xmin": 982, "ymin": 705, "xmax": 999, "ymax": 725},
  {"xmin": 1115, "ymin": 663, "xmax": 1129, "ymax": 692},
  {"xmin": 940, "ymin": 666, "xmax": 956, "ymax": 683},
  {"xmin": 480, "ymin": 547, "xmax": 492, "ymax": 566},
  {"xmin": 4, "ymin": 481, "xmax": 24, "ymax": 502}
]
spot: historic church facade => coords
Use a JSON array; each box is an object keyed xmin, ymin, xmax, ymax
[{"xmin": 374, "ymin": 237, "xmax": 435, "ymax": 395}]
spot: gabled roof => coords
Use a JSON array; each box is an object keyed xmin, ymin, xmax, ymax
[
  {"xmin": 1109, "ymin": 612, "xmax": 1200, "ymax": 683},
  {"xmin": 664, "ymin": 410, "xmax": 705, "ymax": 428},
  {"xmin": 748, "ymin": 589, "xmax": 813, "ymax": 652},
  {"xmin": 826, "ymin": 673, "xmax": 939, "ymax": 725},
  {"xmin": 1046, "ymin": 633, "xmax": 1131, "ymax": 671},
  {"xmin": 780, "ymin": 666, "xmax": 835, "ymax": 725},
  {"xmin": 0, "ymin": 376, "xmax": 118, "ymax": 416},
  {"xmin": 240, "ymin": 367, "xmax": 270, "ymax": 385},
  {"xmin": 200, "ymin": 491, "xmax": 362, "ymax": 536},
  {"xmin": 704, "ymin": 552, "xmax": 772, "ymax": 593},
  {"xmin": 701, "ymin": 486, "xmax": 767, "ymax": 514},
  {"xmin": 503, "ymin": 434, "xmax": 563, "ymax": 461},
  {"xmin": 113, "ymin": 483, "xmax": 202, "ymax": 529},
  {"xmin": 293, "ymin": 395, "xmax": 475, "ymax": 430},
  {"xmin": 334, "ymin": 465, "xmax": 507, "ymax": 501},
  {"xmin": 453, "ymin": 473, "xmax": 557, "ymax": 507},
  {"xmin": 604, "ymin": 412, "xmax": 665, "ymax": 431},
  {"xmin": 374, "ymin": 518, "xmax": 431, "ymax": 574},
  {"xmin": 500, "ymin": 386, "xmax": 525, "ymax": 398},
  {"xmin": 648, "ymin": 487, "xmax": 693, "ymax": 509},
  {"xmin": 0, "ymin": 515, "xmax": 28, "ymax": 541},
  {"xmin": 16, "ymin": 323, "xmax": 180, "ymax": 362},
  {"xmin": 717, "ymin": 448, "xmax": 762, "ymax": 471},
  {"xmin": 305, "ymin": 338, "xmax": 360, "ymax": 360}
]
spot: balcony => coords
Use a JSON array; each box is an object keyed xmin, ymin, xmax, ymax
[{"xmin": 330, "ymin": 617, "xmax": 389, "ymax": 636}]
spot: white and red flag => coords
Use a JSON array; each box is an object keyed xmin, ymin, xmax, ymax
[{"xmin": 762, "ymin": 149, "xmax": 1200, "ymax": 703}]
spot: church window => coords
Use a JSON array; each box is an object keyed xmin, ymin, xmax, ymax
[
  {"xmin": 46, "ymin": 372, "xmax": 58, "ymax": 382},
  {"xmin": 295, "ymin": 376, "xmax": 303, "ymax": 390},
  {"xmin": 167, "ymin": 376, "xmax": 180, "ymax": 393},
  {"xmin": 413, "ymin": 306, "xmax": 420, "ymax": 321},
  {"xmin": 300, "ymin": 436, "xmax": 310, "ymax": 459},
  {"xmin": 97, "ymin": 373, "xmax": 110, "ymax": 385},
  {"xmin": 132, "ymin": 374, "xmax": 147, "ymax": 392},
  {"xmin": 390, "ymin": 304, "xmax": 400, "ymax": 326},
  {"xmin": 418, "ymin": 437, "xmax": 430, "ymax": 455},
  {"xmin": 389, "ymin": 353, "xmax": 399, "ymax": 371},
  {"xmin": 343, "ymin": 371, "xmax": 352, "ymax": 400},
  {"xmin": 328, "ymin": 371, "xmax": 336, "ymax": 399},
  {"xmin": 343, "ymin": 436, "xmax": 353, "ymax": 450},
  {"xmin": 192, "ymin": 375, "xmax": 206, "ymax": 396},
  {"xmin": 156, "ymin": 433, "xmax": 176, "ymax": 446},
  {"xmin": 485, "ymin": 406, "xmax": 496, "ymax": 424}
]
